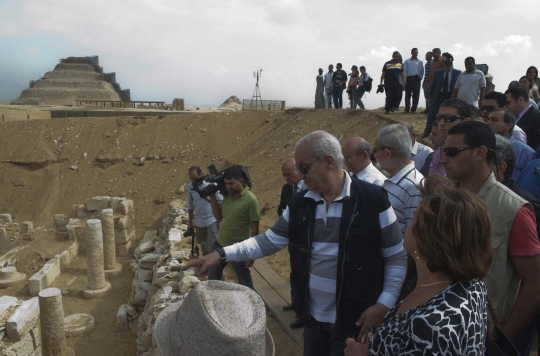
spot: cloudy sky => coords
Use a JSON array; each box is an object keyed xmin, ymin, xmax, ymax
[{"xmin": 0, "ymin": 0, "xmax": 538, "ymax": 109}]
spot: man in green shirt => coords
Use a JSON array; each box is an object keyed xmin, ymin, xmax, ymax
[{"xmin": 208, "ymin": 166, "xmax": 260, "ymax": 289}]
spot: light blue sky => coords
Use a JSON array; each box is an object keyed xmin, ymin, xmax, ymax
[{"xmin": 1, "ymin": 0, "xmax": 538, "ymax": 108}]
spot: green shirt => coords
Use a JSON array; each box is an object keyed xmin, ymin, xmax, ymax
[{"xmin": 217, "ymin": 186, "xmax": 260, "ymax": 247}]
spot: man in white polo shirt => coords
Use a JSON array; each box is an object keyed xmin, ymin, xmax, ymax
[
  {"xmin": 399, "ymin": 122, "xmax": 433, "ymax": 171},
  {"xmin": 323, "ymin": 64, "xmax": 334, "ymax": 108},
  {"xmin": 342, "ymin": 137, "xmax": 386, "ymax": 186},
  {"xmin": 451, "ymin": 56, "xmax": 486, "ymax": 121},
  {"xmin": 374, "ymin": 124, "xmax": 424, "ymax": 238}
]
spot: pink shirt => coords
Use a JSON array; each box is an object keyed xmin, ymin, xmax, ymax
[{"xmin": 428, "ymin": 140, "xmax": 446, "ymax": 176}]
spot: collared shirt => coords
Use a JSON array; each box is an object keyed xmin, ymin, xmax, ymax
[
  {"xmin": 516, "ymin": 105, "xmax": 532, "ymax": 124},
  {"xmin": 455, "ymin": 70, "xmax": 487, "ymax": 107},
  {"xmin": 354, "ymin": 162, "xmax": 386, "ymax": 186},
  {"xmin": 382, "ymin": 60, "xmax": 404, "ymax": 85},
  {"xmin": 440, "ymin": 70, "xmax": 453, "ymax": 93},
  {"xmin": 429, "ymin": 140, "xmax": 446, "ymax": 176},
  {"xmin": 224, "ymin": 171, "xmax": 407, "ymax": 323},
  {"xmin": 187, "ymin": 182, "xmax": 223, "ymax": 227},
  {"xmin": 427, "ymin": 57, "xmax": 444, "ymax": 86},
  {"xmin": 411, "ymin": 141, "xmax": 433, "ymax": 171},
  {"xmin": 512, "ymin": 125, "xmax": 527, "ymax": 144},
  {"xmin": 217, "ymin": 186, "xmax": 260, "ymax": 247},
  {"xmin": 383, "ymin": 162, "xmax": 424, "ymax": 238},
  {"xmin": 292, "ymin": 180, "xmax": 307, "ymax": 195},
  {"xmin": 509, "ymin": 137, "xmax": 536, "ymax": 182},
  {"xmin": 403, "ymin": 58, "xmax": 424, "ymax": 79},
  {"xmin": 423, "ymin": 59, "xmax": 433, "ymax": 84},
  {"xmin": 324, "ymin": 72, "xmax": 334, "ymax": 89},
  {"xmin": 516, "ymin": 159, "xmax": 540, "ymax": 200}
]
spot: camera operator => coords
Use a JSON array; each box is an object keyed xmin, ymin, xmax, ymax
[
  {"xmin": 208, "ymin": 166, "xmax": 260, "ymax": 289},
  {"xmin": 187, "ymin": 166, "xmax": 223, "ymax": 256}
]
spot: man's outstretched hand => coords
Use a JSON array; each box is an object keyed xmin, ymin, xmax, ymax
[{"xmin": 181, "ymin": 251, "xmax": 221, "ymax": 276}]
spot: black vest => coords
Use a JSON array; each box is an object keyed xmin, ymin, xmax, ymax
[{"xmin": 287, "ymin": 178, "xmax": 385, "ymax": 328}]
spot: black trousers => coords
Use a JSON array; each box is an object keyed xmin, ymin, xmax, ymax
[
  {"xmin": 405, "ymin": 75, "xmax": 422, "ymax": 111},
  {"xmin": 385, "ymin": 83, "xmax": 402, "ymax": 112},
  {"xmin": 424, "ymin": 92, "xmax": 452, "ymax": 135}
]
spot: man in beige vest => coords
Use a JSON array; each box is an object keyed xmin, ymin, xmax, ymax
[{"xmin": 441, "ymin": 118, "xmax": 540, "ymax": 352}]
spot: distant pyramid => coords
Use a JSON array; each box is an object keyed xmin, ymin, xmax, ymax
[
  {"xmin": 12, "ymin": 56, "xmax": 130, "ymax": 106},
  {"xmin": 218, "ymin": 95, "xmax": 243, "ymax": 111}
]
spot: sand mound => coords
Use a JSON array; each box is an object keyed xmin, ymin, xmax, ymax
[{"xmin": 218, "ymin": 95, "xmax": 243, "ymax": 111}]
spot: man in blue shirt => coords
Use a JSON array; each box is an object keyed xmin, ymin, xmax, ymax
[
  {"xmin": 517, "ymin": 159, "xmax": 540, "ymax": 201},
  {"xmin": 187, "ymin": 166, "xmax": 223, "ymax": 255},
  {"xmin": 403, "ymin": 48, "xmax": 424, "ymax": 113}
]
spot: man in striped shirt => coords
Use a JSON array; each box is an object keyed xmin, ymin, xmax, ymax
[
  {"xmin": 374, "ymin": 124, "xmax": 424, "ymax": 238},
  {"xmin": 422, "ymin": 51, "xmax": 433, "ymax": 114},
  {"xmin": 184, "ymin": 131, "xmax": 407, "ymax": 355}
]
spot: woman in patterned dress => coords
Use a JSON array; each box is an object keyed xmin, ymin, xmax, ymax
[{"xmin": 345, "ymin": 174, "xmax": 494, "ymax": 355}]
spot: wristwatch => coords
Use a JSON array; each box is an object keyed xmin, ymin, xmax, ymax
[{"xmin": 216, "ymin": 247, "xmax": 227, "ymax": 262}]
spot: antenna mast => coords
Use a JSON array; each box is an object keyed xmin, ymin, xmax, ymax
[{"xmin": 250, "ymin": 69, "xmax": 263, "ymax": 110}]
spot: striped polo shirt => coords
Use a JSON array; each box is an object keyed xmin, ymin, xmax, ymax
[
  {"xmin": 382, "ymin": 60, "xmax": 404, "ymax": 85},
  {"xmin": 423, "ymin": 59, "xmax": 433, "ymax": 84},
  {"xmin": 383, "ymin": 162, "xmax": 424, "ymax": 239},
  {"xmin": 224, "ymin": 172, "xmax": 407, "ymax": 323}
]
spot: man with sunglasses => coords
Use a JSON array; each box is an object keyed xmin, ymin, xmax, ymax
[
  {"xmin": 342, "ymin": 137, "xmax": 386, "ymax": 186},
  {"xmin": 482, "ymin": 91, "xmax": 527, "ymax": 144},
  {"xmin": 183, "ymin": 131, "xmax": 407, "ymax": 355},
  {"xmin": 484, "ymin": 109, "xmax": 535, "ymax": 181},
  {"xmin": 428, "ymin": 98, "xmax": 471, "ymax": 175},
  {"xmin": 187, "ymin": 166, "xmax": 223, "ymax": 255},
  {"xmin": 441, "ymin": 121, "xmax": 540, "ymax": 351}
]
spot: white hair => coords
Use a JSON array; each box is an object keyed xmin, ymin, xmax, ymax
[
  {"xmin": 376, "ymin": 124, "xmax": 412, "ymax": 158},
  {"xmin": 296, "ymin": 130, "xmax": 344, "ymax": 167}
]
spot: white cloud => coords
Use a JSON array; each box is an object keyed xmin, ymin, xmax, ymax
[{"xmin": 481, "ymin": 35, "xmax": 532, "ymax": 56}]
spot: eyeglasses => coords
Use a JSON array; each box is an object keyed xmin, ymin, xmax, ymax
[
  {"xmin": 480, "ymin": 105, "xmax": 496, "ymax": 112},
  {"xmin": 295, "ymin": 157, "xmax": 322, "ymax": 175},
  {"xmin": 372, "ymin": 147, "xmax": 393, "ymax": 154},
  {"xmin": 436, "ymin": 114, "xmax": 466, "ymax": 122},
  {"xmin": 345, "ymin": 153, "xmax": 364, "ymax": 162},
  {"xmin": 442, "ymin": 146, "xmax": 480, "ymax": 157}
]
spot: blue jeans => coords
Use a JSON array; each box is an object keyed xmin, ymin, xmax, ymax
[
  {"xmin": 303, "ymin": 315, "xmax": 359, "ymax": 356},
  {"xmin": 333, "ymin": 86, "xmax": 344, "ymax": 108},
  {"xmin": 325, "ymin": 88, "xmax": 333, "ymax": 108},
  {"xmin": 356, "ymin": 88, "xmax": 366, "ymax": 109},
  {"xmin": 208, "ymin": 241, "xmax": 254, "ymax": 289}
]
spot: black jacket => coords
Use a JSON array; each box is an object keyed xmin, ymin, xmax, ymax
[
  {"xmin": 277, "ymin": 184, "xmax": 294, "ymax": 217},
  {"xmin": 429, "ymin": 68, "xmax": 461, "ymax": 102},
  {"xmin": 516, "ymin": 106, "xmax": 540, "ymax": 151},
  {"xmin": 287, "ymin": 178, "xmax": 391, "ymax": 329}
]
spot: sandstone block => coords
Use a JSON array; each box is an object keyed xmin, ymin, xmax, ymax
[
  {"xmin": 116, "ymin": 240, "xmax": 132, "ymax": 257},
  {"xmin": 66, "ymin": 218, "xmax": 85, "ymax": 241},
  {"xmin": 76, "ymin": 204, "xmax": 90, "ymax": 218},
  {"xmin": 167, "ymin": 228, "xmax": 182, "ymax": 250},
  {"xmin": 6, "ymin": 298, "xmax": 39, "ymax": 342},
  {"xmin": 139, "ymin": 241, "xmax": 154, "ymax": 254},
  {"xmin": 138, "ymin": 254, "xmax": 160, "ymax": 270},
  {"xmin": 115, "ymin": 224, "xmax": 135, "ymax": 244},
  {"xmin": 21, "ymin": 222, "xmax": 33, "ymax": 234},
  {"xmin": 11, "ymin": 332, "xmax": 34, "ymax": 356},
  {"xmin": 0, "ymin": 214, "xmax": 12, "ymax": 226},
  {"xmin": 28, "ymin": 272, "xmax": 46, "ymax": 297},
  {"xmin": 116, "ymin": 215, "xmax": 129, "ymax": 229},
  {"xmin": 85, "ymin": 196, "xmax": 111, "ymax": 212},
  {"xmin": 0, "ymin": 296, "xmax": 18, "ymax": 320}
]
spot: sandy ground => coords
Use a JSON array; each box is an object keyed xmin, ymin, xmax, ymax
[{"xmin": 0, "ymin": 107, "xmax": 431, "ymax": 354}]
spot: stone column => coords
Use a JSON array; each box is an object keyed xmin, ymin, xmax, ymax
[
  {"xmin": 83, "ymin": 219, "xmax": 112, "ymax": 299},
  {"xmin": 100, "ymin": 209, "xmax": 122, "ymax": 277},
  {"xmin": 39, "ymin": 288, "xmax": 75, "ymax": 356}
]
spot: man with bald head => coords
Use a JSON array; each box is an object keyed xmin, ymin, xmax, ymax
[
  {"xmin": 183, "ymin": 130, "xmax": 407, "ymax": 355},
  {"xmin": 277, "ymin": 158, "xmax": 306, "ymax": 216},
  {"xmin": 342, "ymin": 137, "xmax": 386, "ymax": 186}
]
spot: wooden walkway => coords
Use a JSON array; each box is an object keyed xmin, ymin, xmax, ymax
[{"xmin": 252, "ymin": 260, "xmax": 303, "ymax": 347}]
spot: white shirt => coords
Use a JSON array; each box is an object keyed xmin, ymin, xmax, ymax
[
  {"xmin": 324, "ymin": 72, "xmax": 333, "ymax": 89},
  {"xmin": 383, "ymin": 162, "xmax": 424, "ymax": 239},
  {"xmin": 512, "ymin": 125, "xmax": 527, "ymax": 144},
  {"xmin": 353, "ymin": 162, "xmax": 386, "ymax": 186},
  {"xmin": 454, "ymin": 69, "xmax": 486, "ymax": 108},
  {"xmin": 292, "ymin": 180, "xmax": 307, "ymax": 195},
  {"xmin": 411, "ymin": 141, "xmax": 433, "ymax": 171}
]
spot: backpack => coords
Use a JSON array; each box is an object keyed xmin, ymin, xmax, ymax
[{"xmin": 364, "ymin": 76, "xmax": 373, "ymax": 93}]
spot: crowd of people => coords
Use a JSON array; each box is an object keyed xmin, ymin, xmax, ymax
[{"xmin": 175, "ymin": 61, "xmax": 540, "ymax": 355}]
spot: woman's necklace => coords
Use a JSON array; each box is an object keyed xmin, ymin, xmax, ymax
[{"xmin": 415, "ymin": 280, "xmax": 452, "ymax": 289}]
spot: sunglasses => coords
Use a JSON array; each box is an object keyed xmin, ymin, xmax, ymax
[
  {"xmin": 480, "ymin": 105, "xmax": 496, "ymax": 112},
  {"xmin": 436, "ymin": 114, "xmax": 466, "ymax": 122},
  {"xmin": 372, "ymin": 147, "xmax": 393, "ymax": 154},
  {"xmin": 295, "ymin": 157, "xmax": 322, "ymax": 175},
  {"xmin": 442, "ymin": 146, "xmax": 479, "ymax": 157}
]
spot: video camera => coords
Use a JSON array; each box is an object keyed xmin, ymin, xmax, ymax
[{"xmin": 192, "ymin": 164, "xmax": 252, "ymax": 199}]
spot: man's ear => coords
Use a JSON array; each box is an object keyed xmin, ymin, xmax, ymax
[{"xmin": 498, "ymin": 162, "xmax": 508, "ymax": 176}]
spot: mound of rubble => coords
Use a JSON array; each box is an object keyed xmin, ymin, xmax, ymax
[
  {"xmin": 12, "ymin": 56, "xmax": 130, "ymax": 106},
  {"xmin": 218, "ymin": 95, "xmax": 243, "ymax": 111}
]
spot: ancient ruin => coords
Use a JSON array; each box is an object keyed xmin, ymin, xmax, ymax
[{"xmin": 11, "ymin": 56, "xmax": 130, "ymax": 106}]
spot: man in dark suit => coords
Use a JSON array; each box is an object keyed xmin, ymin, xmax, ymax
[
  {"xmin": 505, "ymin": 86, "xmax": 540, "ymax": 151},
  {"xmin": 277, "ymin": 158, "xmax": 306, "ymax": 329},
  {"xmin": 277, "ymin": 158, "xmax": 305, "ymax": 217},
  {"xmin": 422, "ymin": 59, "xmax": 461, "ymax": 138}
]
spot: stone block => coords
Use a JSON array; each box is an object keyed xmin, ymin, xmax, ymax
[
  {"xmin": 116, "ymin": 240, "xmax": 132, "ymax": 257},
  {"xmin": 0, "ymin": 296, "xmax": 18, "ymax": 320},
  {"xmin": 167, "ymin": 228, "xmax": 182, "ymax": 251},
  {"xmin": 138, "ymin": 254, "xmax": 160, "ymax": 270},
  {"xmin": 179, "ymin": 276, "xmax": 199, "ymax": 295},
  {"xmin": 42, "ymin": 258, "xmax": 62, "ymax": 286},
  {"xmin": 139, "ymin": 241, "xmax": 154, "ymax": 254},
  {"xmin": 28, "ymin": 272, "xmax": 46, "ymax": 297},
  {"xmin": 85, "ymin": 196, "xmax": 111, "ymax": 212},
  {"xmin": 115, "ymin": 224, "xmax": 135, "ymax": 245},
  {"xmin": 75, "ymin": 204, "xmax": 89, "ymax": 218},
  {"xmin": 28, "ymin": 257, "xmax": 62, "ymax": 296},
  {"xmin": 66, "ymin": 218, "xmax": 85, "ymax": 241},
  {"xmin": 59, "ymin": 250, "xmax": 72, "ymax": 271},
  {"xmin": 133, "ymin": 287, "xmax": 148, "ymax": 303},
  {"xmin": 11, "ymin": 332, "xmax": 34, "ymax": 356},
  {"xmin": 126, "ymin": 303, "xmax": 137, "ymax": 317},
  {"xmin": 70, "ymin": 204, "xmax": 79, "ymax": 218},
  {"xmin": 30, "ymin": 327, "xmax": 40, "ymax": 348},
  {"xmin": 116, "ymin": 304, "xmax": 129, "ymax": 332},
  {"xmin": 53, "ymin": 214, "xmax": 69, "ymax": 232},
  {"xmin": 142, "ymin": 230, "xmax": 157, "ymax": 243},
  {"xmin": 11, "ymin": 223, "xmax": 19, "ymax": 232},
  {"xmin": 0, "ymin": 214, "xmax": 12, "ymax": 226},
  {"xmin": 116, "ymin": 215, "xmax": 129, "ymax": 230},
  {"xmin": 117, "ymin": 199, "xmax": 134, "ymax": 218},
  {"xmin": 156, "ymin": 266, "xmax": 170, "ymax": 279},
  {"xmin": 136, "ymin": 268, "xmax": 153, "ymax": 283},
  {"xmin": 6, "ymin": 298, "xmax": 39, "ymax": 342},
  {"xmin": 21, "ymin": 222, "xmax": 33, "ymax": 234}
]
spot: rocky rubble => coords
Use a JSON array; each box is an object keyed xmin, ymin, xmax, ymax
[{"xmin": 117, "ymin": 199, "xmax": 199, "ymax": 356}]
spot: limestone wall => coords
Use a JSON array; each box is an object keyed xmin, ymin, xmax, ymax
[{"xmin": 0, "ymin": 296, "xmax": 42, "ymax": 356}]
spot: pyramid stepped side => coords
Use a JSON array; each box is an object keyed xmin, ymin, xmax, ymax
[{"xmin": 12, "ymin": 58, "xmax": 126, "ymax": 106}]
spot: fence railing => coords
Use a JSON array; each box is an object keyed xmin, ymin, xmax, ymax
[{"xmin": 243, "ymin": 100, "xmax": 286, "ymax": 111}]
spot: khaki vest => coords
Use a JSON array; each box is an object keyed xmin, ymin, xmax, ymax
[{"xmin": 479, "ymin": 173, "xmax": 530, "ymax": 324}]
